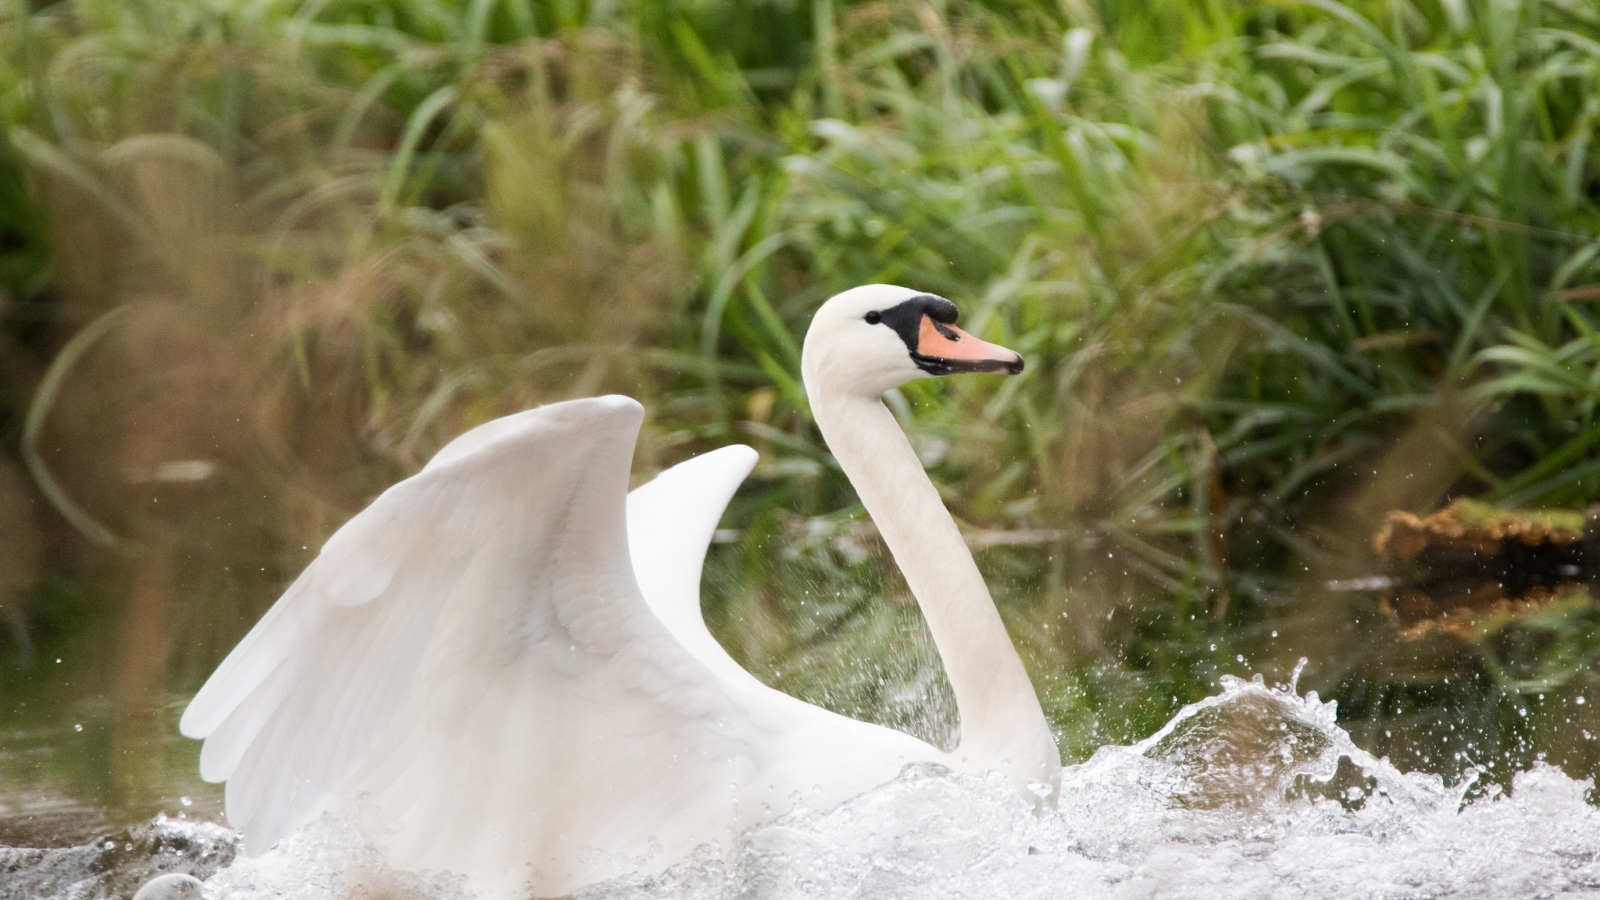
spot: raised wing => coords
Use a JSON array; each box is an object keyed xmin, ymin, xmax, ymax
[
  {"xmin": 180, "ymin": 396, "xmax": 944, "ymax": 898},
  {"xmin": 180, "ymin": 398, "xmax": 752, "ymax": 877},
  {"xmin": 627, "ymin": 444, "xmax": 765, "ymax": 690}
]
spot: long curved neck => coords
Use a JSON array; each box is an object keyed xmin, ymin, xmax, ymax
[{"xmin": 810, "ymin": 392, "xmax": 1059, "ymax": 786}]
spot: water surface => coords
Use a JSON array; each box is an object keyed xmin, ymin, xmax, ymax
[{"xmin": 10, "ymin": 675, "xmax": 1599, "ymax": 899}]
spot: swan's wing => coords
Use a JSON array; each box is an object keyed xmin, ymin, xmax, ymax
[
  {"xmin": 624, "ymin": 444, "xmax": 948, "ymax": 804},
  {"xmin": 179, "ymin": 396, "xmax": 750, "ymax": 859},
  {"xmin": 626, "ymin": 445, "xmax": 767, "ymax": 690},
  {"xmin": 181, "ymin": 397, "xmax": 939, "ymax": 896}
]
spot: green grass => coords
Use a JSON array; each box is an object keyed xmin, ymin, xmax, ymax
[{"xmin": 4, "ymin": 0, "xmax": 1600, "ymax": 797}]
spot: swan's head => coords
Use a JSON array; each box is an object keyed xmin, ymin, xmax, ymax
[{"xmin": 801, "ymin": 284, "xmax": 1023, "ymax": 399}]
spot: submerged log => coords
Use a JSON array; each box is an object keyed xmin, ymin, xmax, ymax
[{"xmin": 1372, "ymin": 499, "xmax": 1599, "ymax": 639}]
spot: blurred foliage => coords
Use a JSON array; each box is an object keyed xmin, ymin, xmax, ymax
[{"xmin": 3, "ymin": 0, "xmax": 1600, "ymax": 807}]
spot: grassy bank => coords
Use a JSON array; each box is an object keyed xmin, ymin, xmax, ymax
[{"xmin": 4, "ymin": 0, "xmax": 1600, "ymax": 803}]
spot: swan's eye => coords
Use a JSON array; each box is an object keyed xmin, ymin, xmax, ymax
[{"xmin": 864, "ymin": 311, "xmax": 882, "ymax": 325}]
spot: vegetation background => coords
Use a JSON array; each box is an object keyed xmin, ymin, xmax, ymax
[{"xmin": 4, "ymin": 0, "xmax": 1600, "ymax": 829}]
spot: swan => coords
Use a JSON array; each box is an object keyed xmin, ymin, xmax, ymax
[{"xmin": 178, "ymin": 284, "xmax": 1060, "ymax": 898}]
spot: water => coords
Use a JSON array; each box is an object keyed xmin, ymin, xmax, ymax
[
  {"xmin": 8, "ymin": 673, "xmax": 1598, "ymax": 899},
  {"xmin": 0, "ymin": 692, "xmax": 224, "ymax": 849},
  {"xmin": 0, "ymin": 817, "xmax": 235, "ymax": 900}
]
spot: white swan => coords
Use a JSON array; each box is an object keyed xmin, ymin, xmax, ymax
[{"xmin": 179, "ymin": 284, "xmax": 1059, "ymax": 898}]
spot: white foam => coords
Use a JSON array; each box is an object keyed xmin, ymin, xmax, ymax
[
  {"xmin": 0, "ymin": 815, "xmax": 236, "ymax": 900},
  {"xmin": 189, "ymin": 675, "xmax": 1600, "ymax": 899},
  {"xmin": 200, "ymin": 814, "xmax": 475, "ymax": 900}
]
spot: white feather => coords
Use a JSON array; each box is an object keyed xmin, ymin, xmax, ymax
[{"xmin": 182, "ymin": 396, "xmax": 934, "ymax": 897}]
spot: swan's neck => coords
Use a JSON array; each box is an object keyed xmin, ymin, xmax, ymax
[{"xmin": 811, "ymin": 393, "xmax": 1059, "ymax": 787}]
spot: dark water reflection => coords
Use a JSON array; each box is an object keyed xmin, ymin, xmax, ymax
[
  {"xmin": 0, "ymin": 527, "xmax": 258, "ymax": 846},
  {"xmin": 0, "ymin": 687, "xmax": 222, "ymax": 848}
]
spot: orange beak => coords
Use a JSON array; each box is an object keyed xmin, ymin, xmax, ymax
[{"xmin": 912, "ymin": 315, "xmax": 1024, "ymax": 376}]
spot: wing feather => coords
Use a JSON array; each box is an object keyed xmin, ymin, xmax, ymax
[
  {"xmin": 181, "ymin": 396, "xmax": 685, "ymax": 854},
  {"xmin": 626, "ymin": 445, "xmax": 764, "ymax": 690},
  {"xmin": 180, "ymin": 397, "xmax": 932, "ymax": 898}
]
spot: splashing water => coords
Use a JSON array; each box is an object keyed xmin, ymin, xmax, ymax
[
  {"xmin": 575, "ymin": 674, "xmax": 1600, "ymax": 899},
  {"xmin": 12, "ymin": 674, "xmax": 1600, "ymax": 899},
  {"xmin": 0, "ymin": 815, "xmax": 236, "ymax": 900}
]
